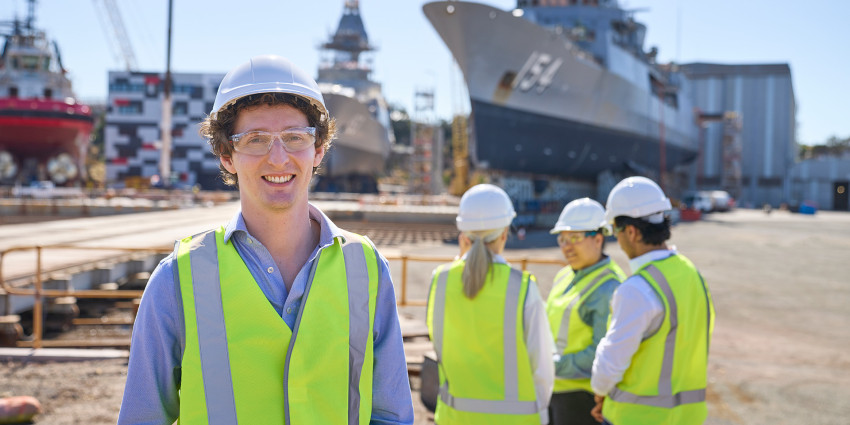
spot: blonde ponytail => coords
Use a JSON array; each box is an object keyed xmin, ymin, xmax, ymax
[{"xmin": 461, "ymin": 227, "xmax": 506, "ymax": 299}]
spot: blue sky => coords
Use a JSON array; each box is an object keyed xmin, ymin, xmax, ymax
[{"xmin": 3, "ymin": 0, "xmax": 847, "ymax": 145}]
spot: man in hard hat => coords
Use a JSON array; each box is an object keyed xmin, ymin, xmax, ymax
[
  {"xmin": 590, "ymin": 176, "xmax": 715, "ymax": 425},
  {"xmin": 118, "ymin": 55, "xmax": 413, "ymax": 424},
  {"xmin": 427, "ymin": 184, "xmax": 554, "ymax": 424},
  {"xmin": 545, "ymin": 198, "xmax": 626, "ymax": 425}
]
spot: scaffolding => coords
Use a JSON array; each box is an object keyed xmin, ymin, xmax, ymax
[{"xmin": 697, "ymin": 111, "xmax": 743, "ymax": 199}]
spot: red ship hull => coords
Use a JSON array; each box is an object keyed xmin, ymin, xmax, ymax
[
  {"xmin": 0, "ymin": 98, "xmax": 93, "ymax": 183},
  {"xmin": 0, "ymin": 98, "xmax": 93, "ymax": 159}
]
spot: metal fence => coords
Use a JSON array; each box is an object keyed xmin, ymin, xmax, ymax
[{"xmin": 1, "ymin": 245, "xmax": 565, "ymax": 349}]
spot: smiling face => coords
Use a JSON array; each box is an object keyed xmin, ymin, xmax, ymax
[
  {"xmin": 558, "ymin": 230, "xmax": 604, "ymax": 271},
  {"xmin": 220, "ymin": 104, "xmax": 325, "ymax": 216}
]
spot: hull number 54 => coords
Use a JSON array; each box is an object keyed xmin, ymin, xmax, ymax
[{"xmin": 512, "ymin": 52, "xmax": 563, "ymax": 94}]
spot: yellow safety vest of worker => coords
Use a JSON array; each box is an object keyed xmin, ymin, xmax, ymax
[
  {"xmin": 602, "ymin": 254, "xmax": 715, "ymax": 425},
  {"xmin": 546, "ymin": 260, "xmax": 626, "ymax": 393},
  {"xmin": 426, "ymin": 259, "xmax": 541, "ymax": 425},
  {"xmin": 174, "ymin": 227, "xmax": 379, "ymax": 425}
]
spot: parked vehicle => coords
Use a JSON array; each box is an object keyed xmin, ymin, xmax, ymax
[
  {"xmin": 709, "ymin": 190, "xmax": 735, "ymax": 212},
  {"xmin": 682, "ymin": 192, "xmax": 713, "ymax": 213}
]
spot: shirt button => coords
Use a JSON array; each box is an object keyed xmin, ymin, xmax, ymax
[
  {"xmin": 286, "ymin": 307, "xmax": 292, "ymax": 314},
  {"xmin": 267, "ymin": 267, "xmax": 274, "ymax": 273}
]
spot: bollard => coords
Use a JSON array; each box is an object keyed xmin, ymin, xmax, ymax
[
  {"xmin": 0, "ymin": 315, "xmax": 23, "ymax": 347},
  {"xmin": 45, "ymin": 296, "xmax": 79, "ymax": 333}
]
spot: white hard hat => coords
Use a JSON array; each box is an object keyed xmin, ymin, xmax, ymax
[
  {"xmin": 604, "ymin": 176, "xmax": 672, "ymax": 223},
  {"xmin": 550, "ymin": 197, "xmax": 608, "ymax": 234},
  {"xmin": 456, "ymin": 184, "xmax": 517, "ymax": 232},
  {"xmin": 211, "ymin": 55, "xmax": 326, "ymax": 118}
]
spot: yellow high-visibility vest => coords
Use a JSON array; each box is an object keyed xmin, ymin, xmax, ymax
[
  {"xmin": 426, "ymin": 260, "xmax": 540, "ymax": 425},
  {"xmin": 175, "ymin": 227, "xmax": 379, "ymax": 424},
  {"xmin": 603, "ymin": 254, "xmax": 715, "ymax": 425},
  {"xmin": 546, "ymin": 260, "xmax": 625, "ymax": 393}
]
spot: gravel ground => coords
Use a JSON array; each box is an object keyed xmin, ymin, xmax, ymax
[{"xmin": 2, "ymin": 208, "xmax": 849, "ymax": 424}]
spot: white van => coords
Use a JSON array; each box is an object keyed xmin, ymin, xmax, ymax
[{"xmin": 709, "ymin": 190, "xmax": 734, "ymax": 212}]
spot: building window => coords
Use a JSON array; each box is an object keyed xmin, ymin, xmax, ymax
[
  {"xmin": 173, "ymin": 101, "xmax": 188, "ymax": 115},
  {"xmin": 110, "ymin": 82, "xmax": 146, "ymax": 92},
  {"xmin": 115, "ymin": 100, "xmax": 143, "ymax": 114}
]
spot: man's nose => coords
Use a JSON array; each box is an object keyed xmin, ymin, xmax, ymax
[{"xmin": 266, "ymin": 137, "xmax": 291, "ymax": 162}]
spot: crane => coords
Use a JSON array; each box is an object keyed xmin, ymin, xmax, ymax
[{"xmin": 92, "ymin": 0, "xmax": 138, "ymax": 71}]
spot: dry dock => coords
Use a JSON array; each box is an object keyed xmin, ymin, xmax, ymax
[{"xmin": 1, "ymin": 206, "xmax": 849, "ymax": 424}]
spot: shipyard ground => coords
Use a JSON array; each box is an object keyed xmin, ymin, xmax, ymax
[{"xmin": 1, "ymin": 208, "xmax": 848, "ymax": 424}]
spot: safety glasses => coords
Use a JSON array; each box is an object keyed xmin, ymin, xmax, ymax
[
  {"xmin": 557, "ymin": 231, "xmax": 599, "ymax": 246},
  {"xmin": 229, "ymin": 127, "xmax": 316, "ymax": 155}
]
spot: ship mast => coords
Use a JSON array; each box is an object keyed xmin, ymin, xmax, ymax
[{"xmin": 319, "ymin": 0, "xmax": 374, "ymax": 82}]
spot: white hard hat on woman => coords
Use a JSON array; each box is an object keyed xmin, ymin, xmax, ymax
[{"xmin": 550, "ymin": 197, "xmax": 610, "ymax": 235}]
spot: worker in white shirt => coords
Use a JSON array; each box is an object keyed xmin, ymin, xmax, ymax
[{"xmin": 591, "ymin": 176, "xmax": 715, "ymax": 425}]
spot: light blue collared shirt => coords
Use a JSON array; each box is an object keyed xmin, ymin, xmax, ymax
[{"xmin": 118, "ymin": 203, "xmax": 414, "ymax": 424}]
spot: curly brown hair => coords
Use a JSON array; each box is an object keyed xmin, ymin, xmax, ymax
[{"xmin": 199, "ymin": 92, "xmax": 336, "ymax": 186}]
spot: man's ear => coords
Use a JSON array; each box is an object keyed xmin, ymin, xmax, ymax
[
  {"xmin": 313, "ymin": 145, "xmax": 326, "ymax": 168},
  {"xmin": 221, "ymin": 155, "xmax": 236, "ymax": 174},
  {"xmin": 625, "ymin": 225, "xmax": 640, "ymax": 244}
]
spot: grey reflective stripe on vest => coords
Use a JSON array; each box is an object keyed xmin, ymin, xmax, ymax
[
  {"xmin": 186, "ymin": 232, "xmax": 371, "ymax": 425},
  {"xmin": 187, "ymin": 231, "xmax": 238, "ymax": 425},
  {"xmin": 609, "ymin": 265, "xmax": 705, "ymax": 408},
  {"xmin": 554, "ymin": 269, "xmax": 614, "ymax": 354},
  {"xmin": 432, "ymin": 270, "xmax": 450, "ymax": 360},
  {"xmin": 433, "ymin": 267, "xmax": 538, "ymax": 415},
  {"xmin": 439, "ymin": 382, "xmax": 538, "ymax": 414},
  {"xmin": 502, "ymin": 268, "xmax": 522, "ymax": 402},
  {"xmin": 608, "ymin": 387, "xmax": 706, "ymax": 408},
  {"xmin": 283, "ymin": 234, "xmax": 372, "ymax": 425},
  {"xmin": 342, "ymin": 236, "xmax": 371, "ymax": 425}
]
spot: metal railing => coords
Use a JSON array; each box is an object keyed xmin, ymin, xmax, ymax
[
  {"xmin": 1, "ymin": 245, "xmax": 565, "ymax": 348},
  {"xmin": 390, "ymin": 254, "xmax": 565, "ymax": 306},
  {"xmin": 0, "ymin": 244, "xmax": 172, "ymax": 348}
]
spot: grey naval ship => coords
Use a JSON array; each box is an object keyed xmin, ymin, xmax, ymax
[
  {"xmin": 314, "ymin": 0, "xmax": 394, "ymax": 193},
  {"xmin": 423, "ymin": 0, "xmax": 699, "ymax": 180}
]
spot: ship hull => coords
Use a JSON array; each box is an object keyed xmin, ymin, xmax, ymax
[
  {"xmin": 472, "ymin": 99, "xmax": 696, "ymax": 178},
  {"xmin": 0, "ymin": 98, "xmax": 93, "ymax": 181},
  {"xmin": 321, "ymin": 92, "xmax": 391, "ymax": 176},
  {"xmin": 423, "ymin": 1, "xmax": 699, "ymax": 179}
]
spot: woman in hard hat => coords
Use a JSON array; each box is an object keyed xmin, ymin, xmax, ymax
[
  {"xmin": 546, "ymin": 198, "xmax": 626, "ymax": 425},
  {"xmin": 426, "ymin": 184, "xmax": 554, "ymax": 425}
]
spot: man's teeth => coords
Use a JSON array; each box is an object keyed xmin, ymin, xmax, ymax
[{"xmin": 264, "ymin": 175, "xmax": 293, "ymax": 184}]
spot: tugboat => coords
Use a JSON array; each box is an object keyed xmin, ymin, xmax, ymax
[
  {"xmin": 314, "ymin": 0, "xmax": 393, "ymax": 193},
  {"xmin": 423, "ymin": 0, "xmax": 699, "ymax": 181},
  {"xmin": 0, "ymin": 0, "xmax": 93, "ymax": 185}
]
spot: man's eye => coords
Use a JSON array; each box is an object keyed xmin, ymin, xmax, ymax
[{"xmin": 246, "ymin": 135, "xmax": 268, "ymax": 145}]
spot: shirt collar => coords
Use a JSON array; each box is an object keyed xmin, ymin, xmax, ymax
[
  {"xmin": 223, "ymin": 202, "xmax": 345, "ymax": 249},
  {"xmin": 458, "ymin": 252, "xmax": 508, "ymax": 265},
  {"xmin": 628, "ymin": 246, "xmax": 677, "ymax": 273},
  {"xmin": 573, "ymin": 255, "xmax": 611, "ymax": 280}
]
